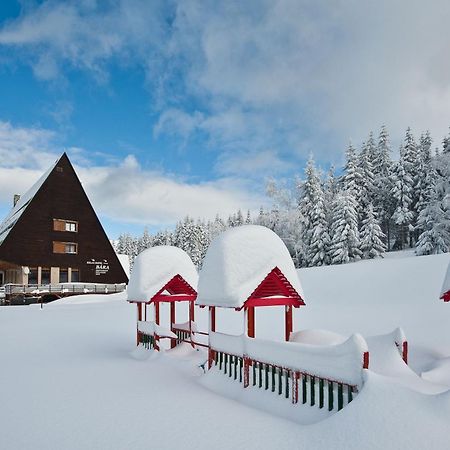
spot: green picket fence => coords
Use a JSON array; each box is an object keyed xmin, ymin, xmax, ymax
[
  {"xmin": 138, "ymin": 332, "xmax": 154, "ymax": 350},
  {"xmin": 212, "ymin": 350, "xmax": 357, "ymax": 411}
]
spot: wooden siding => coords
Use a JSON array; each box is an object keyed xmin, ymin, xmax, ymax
[{"xmin": 0, "ymin": 153, "xmax": 128, "ymax": 284}]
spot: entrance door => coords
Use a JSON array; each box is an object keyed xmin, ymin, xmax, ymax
[{"xmin": 0, "ymin": 271, "xmax": 4, "ymax": 286}]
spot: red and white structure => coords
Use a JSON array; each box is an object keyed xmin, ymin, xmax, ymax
[
  {"xmin": 196, "ymin": 225, "xmax": 305, "ymax": 345},
  {"xmin": 127, "ymin": 246, "xmax": 198, "ymax": 350},
  {"xmin": 195, "ymin": 225, "xmax": 369, "ymax": 411},
  {"xmin": 440, "ymin": 261, "xmax": 450, "ymax": 302}
]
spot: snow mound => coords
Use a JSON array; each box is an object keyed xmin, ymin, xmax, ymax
[
  {"xmin": 196, "ymin": 225, "xmax": 304, "ymax": 308},
  {"xmin": 48, "ymin": 291, "xmax": 127, "ymax": 306},
  {"xmin": 127, "ymin": 246, "xmax": 198, "ymax": 302},
  {"xmin": 440, "ymin": 261, "xmax": 450, "ymax": 300},
  {"xmin": 422, "ymin": 357, "xmax": 450, "ymax": 387},
  {"xmin": 290, "ymin": 329, "xmax": 346, "ymax": 346},
  {"xmin": 211, "ymin": 331, "xmax": 368, "ymax": 387},
  {"xmin": 366, "ymin": 329, "xmax": 446, "ymax": 394}
]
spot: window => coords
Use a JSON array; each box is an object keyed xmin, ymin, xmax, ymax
[
  {"xmin": 53, "ymin": 241, "xmax": 78, "ymax": 254},
  {"xmin": 53, "ymin": 219, "xmax": 78, "ymax": 233},
  {"xmin": 65, "ymin": 221, "xmax": 77, "ymax": 232},
  {"xmin": 56, "ymin": 166, "xmax": 63, "ymax": 173},
  {"xmin": 71, "ymin": 269, "xmax": 80, "ymax": 282},
  {"xmin": 28, "ymin": 268, "xmax": 38, "ymax": 285},
  {"xmin": 41, "ymin": 268, "xmax": 50, "ymax": 285},
  {"xmin": 59, "ymin": 268, "xmax": 68, "ymax": 283}
]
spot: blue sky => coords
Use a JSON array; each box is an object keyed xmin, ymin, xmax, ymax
[{"xmin": 0, "ymin": 0, "xmax": 449, "ymax": 238}]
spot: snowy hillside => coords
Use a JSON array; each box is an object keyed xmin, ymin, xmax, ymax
[{"xmin": 0, "ymin": 251, "xmax": 449, "ymax": 450}]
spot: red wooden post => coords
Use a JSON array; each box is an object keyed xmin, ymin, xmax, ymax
[
  {"xmin": 247, "ymin": 306, "xmax": 255, "ymax": 338},
  {"xmin": 155, "ymin": 301, "xmax": 160, "ymax": 351},
  {"xmin": 136, "ymin": 303, "xmax": 142, "ymax": 346},
  {"xmin": 144, "ymin": 304, "xmax": 147, "ymax": 321},
  {"xmin": 210, "ymin": 306, "xmax": 216, "ymax": 332},
  {"xmin": 188, "ymin": 301, "xmax": 195, "ymax": 347},
  {"xmin": 402, "ymin": 341, "xmax": 408, "ymax": 365},
  {"xmin": 363, "ymin": 351, "xmax": 369, "ymax": 369},
  {"xmin": 244, "ymin": 357, "xmax": 250, "ymax": 387},
  {"xmin": 170, "ymin": 302, "xmax": 176, "ymax": 349},
  {"xmin": 285, "ymin": 305, "xmax": 293, "ymax": 342}
]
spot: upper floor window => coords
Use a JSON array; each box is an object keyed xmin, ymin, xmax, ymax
[
  {"xmin": 53, "ymin": 219, "xmax": 78, "ymax": 233},
  {"xmin": 53, "ymin": 241, "xmax": 78, "ymax": 254}
]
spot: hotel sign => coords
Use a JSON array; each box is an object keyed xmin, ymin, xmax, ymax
[{"xmin": 87, "ymin": 259, "xmax": 110, "ymax": 276}]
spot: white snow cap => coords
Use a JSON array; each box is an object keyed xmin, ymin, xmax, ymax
[
  {"xmin": 196, "ymin": 225, "xmax": 304, "ymax": 308},
  {"xmin": 439, "ymin": 263, "xmax": 450, "ymax": 298},
  {"xmin": 440, "ymin": 261, "xmax": 450, "ymax": 299},
  {"xmin": 127, "ymin": 246, "xmax": 198, "ymax": 302}
]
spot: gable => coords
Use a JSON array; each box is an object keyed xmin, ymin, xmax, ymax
[
  {"xmin": 151, "ymin": 274, "xmax": 197, "ymax": 302},
  {"xmin": 245, "ymin": 267, "xmax": 305, "ymax": 307}
]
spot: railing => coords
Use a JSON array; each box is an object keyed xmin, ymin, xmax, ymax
[
  {"xmin": 172, "ymin": 322, "xmax": 209, "ymax": 348},
  {"xmin": 209, "ymin": 332, "xmax": 368, "ymax": 411},
  {"xmin": 4, "ymin": 283, "xmax": 126, "ymax": 297}
]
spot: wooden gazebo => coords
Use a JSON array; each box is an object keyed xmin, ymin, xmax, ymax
[
  {"xmin": 127, "ymin": 246, "xmax": 198, "ymax": 350},
  {"xmin": 196, "ymin": 225, "xmax": 305, "ymax": 366}
]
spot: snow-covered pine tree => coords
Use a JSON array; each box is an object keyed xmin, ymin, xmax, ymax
[
  {"xmin": 357, "ymin": 133, "xmax": 377, "ymax": 217},
  {"xmin": 342, "ymin": 142, "xmax": 364, "ymax": 219},
  {"xmin": 298, "ymin": 156, "xmax": 328, "ymax": 266},
  {"xmin": 373, "ymin": 125, "xmax": 394, "ymax": 248},
  {"xmin": 391, "ymin": 150, "xmax": 414, "ymax": 250},
  {"xmin": 414, "ymin": 131, "xmax": 433, "ymax": 240},
  {"xmin": 360, "ymin": 203, "xmax": 386, "ymax": 258},
  {"xmin": 329, "ymin": 191, "xmax": 362, "ymax": 264},
  {"xmin": 416, "ymin": 147, "xmax": 450, "ymax": 254},
  {"xmin": 245, "ymin": 210, "xmax": 251, "ymax": 224},
  {"xmin": 138, "ymin": 227, "xmax": 152, "ymax": 254},
  {"xmin": 442, "ymin": 127, "xmax": 450, "ymax": 155},
  {"xmin": 402, "ymin": 128, "xmax": 419, "ymax": 244}
]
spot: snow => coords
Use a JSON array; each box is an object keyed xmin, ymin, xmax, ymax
[
  {"xmin": 211, "ymin": 332, "xmax": 368, "ymax": 387},
  {"xmin": 117, "ymin": 253, "xmax": 131, "ymax": 278},
  {"xmin": 440, "ymin": 260, "xmax": 450, "ymax": 299},
  {"xmin": 290, "ymin": 329, "xmax": 346, "ymax": 346},
  {"xmin": 1, "ymin": 251, "xmax": 450, "ymax": 449},
  {"xmin": 196, "ymin": 225, "xmax": 304, "ymax": 308},
  {"xmin": 137, "ymin": 320, "xmax": 177, "ymax": 338},
  {"xmin": 127, "ymin": 246, "xmax": 198, "ymax": 302}
]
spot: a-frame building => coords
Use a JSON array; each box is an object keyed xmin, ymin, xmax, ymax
[{"xmin": 0, "ymin": 153, "xmax": 128, "ymax": 286}]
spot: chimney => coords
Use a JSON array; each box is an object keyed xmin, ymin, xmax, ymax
[{"xmin": 13, "ymin": 194, "xmax": 20, "ymax": 207}]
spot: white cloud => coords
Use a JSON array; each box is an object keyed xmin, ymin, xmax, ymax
[
  {"xmin": 1, "ymin": 0, "xmax": 450, "ymax": 165},
  {"xmin": 0, "ymin": 122, "xmax": 266, "ymax": 230}
]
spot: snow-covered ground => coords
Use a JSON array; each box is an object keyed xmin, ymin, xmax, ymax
[{"xmin": 0, "ymin": 251, "xmax": 450, "ymax": 449}]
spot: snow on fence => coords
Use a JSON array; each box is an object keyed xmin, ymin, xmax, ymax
[
  {"xmin": 137, "ymin": 320, "xmax": 209, "ymax": 350},
  {"xmin": 209, "ymin": 332, "xmax": 369, "ymax": 411}
]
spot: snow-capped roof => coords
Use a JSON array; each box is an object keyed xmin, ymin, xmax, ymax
[
  {"xmin": 196, "ymin": 225, "xmax": 304, "ymax": 308},
  {"xmin": 440, "ymin": 261, "xmax": 450, "ymax": 299},
  {"xmin": 0, "ymin": 156, "xmax": 60, "ymax": 244},
  {"xmin": 127, "ymin": 246, "xmax": 198, "ymax": 302}
]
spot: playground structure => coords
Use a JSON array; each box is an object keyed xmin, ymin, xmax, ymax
[{"xmin": 127, "ymin": 226, "xmax": 373, "ymax": 412}]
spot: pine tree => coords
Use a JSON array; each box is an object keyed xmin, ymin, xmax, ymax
[
  {"xmin": 360, "ymin": 203, "xmax": 386, "ymax": 258},
  {"xmin": 138, "ymin": 227, "xmax": 152, "ymax": 254},
  {"xmin": 298, "ymin": 156, "xmax": 330, "ymax": 266},
  {"xmin": 373, "ymin": 125, "xmax": 394, "ymax": 248},
  {"xmin": 358, "ymin": 133, "xmax": 377, "ymax": 215},
  {"xmin": 329, "ymin": 191, "xmax": 361, "ymax": 264},
  {"xmin": 391, "ymin": 153, "xmax": 414, "ymax": 249}
]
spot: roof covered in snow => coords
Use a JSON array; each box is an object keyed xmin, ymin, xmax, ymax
[
  {"xmin": 441, "ymin": 261, "xmax": 450, "ymax": 300},
  {"xmin": 127, "ymin": 246, "xmax": 198, "ymax": 302},
  {"xmin": 196, "ymin": 225, "xmax": 304, "ymax": 308},
  {"xmin": 0, "ymin": 156, "xmax": 60, "ymax": 244}
]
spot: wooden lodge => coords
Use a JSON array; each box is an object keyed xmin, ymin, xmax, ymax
[{"xmin": 0, "ymin": 153, "xmax": 128, "ymax": 294}]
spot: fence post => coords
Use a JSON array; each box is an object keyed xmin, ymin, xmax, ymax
[
  {"xmin": 244, "ymin": 357, "xmax": 250, "ymax": 388},
  {"xmin": 292, "ymin": 371, "xmax": 299, "ymax": 404}
]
